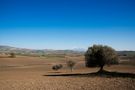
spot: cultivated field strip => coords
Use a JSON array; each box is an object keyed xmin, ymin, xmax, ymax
[{"xmin": 0, "ymin": 77, "xmax": 134, "ymax": 90}]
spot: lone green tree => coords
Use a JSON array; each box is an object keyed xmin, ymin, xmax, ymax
[{"xmin": 85, "ymin": 45, "xmax": 118, "ymax": 72}]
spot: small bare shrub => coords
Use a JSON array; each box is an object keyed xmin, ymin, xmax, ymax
[
  {"xmin": 10, "ymin": 53, "xmax": 16, "ymax": 58},
  {"xmin": 66, "ymin": 60, "xmax": 76, "ymax": 72},
  {"xmin": 52, "ymin": 64, "xmax": 63, "ymax": 71}
]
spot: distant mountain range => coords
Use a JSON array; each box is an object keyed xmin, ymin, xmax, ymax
[
  {"xmin": 0, "ymin": 45, "xmax": 85, "ymax": 55},
  {"xmin": 0, "ymin": 45, "xmax": 135, "ymax": 56}
]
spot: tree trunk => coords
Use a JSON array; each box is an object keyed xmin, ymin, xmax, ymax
[
  {"xmin": 71, "ymin": 68, "xmax": 73, "ymax": 72},
  {"xmin": 98, "ymin": 65, "xmax": 104, "ymax": 72}
]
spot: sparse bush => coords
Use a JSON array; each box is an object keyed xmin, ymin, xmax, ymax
[
  {"xmin": 66, "ymin": 60, "xmax": 76, "ymax": 72},
  {"xmin": 52, "ymin": 64, "xmax": 63, "ymax": 71},
  {"xmin": 85, "ymin": 45, "xmax": 119, "ymax": 72},
  {"xmin": 10, "ymin": 53, "xmax": 16, "ymax": 58}
]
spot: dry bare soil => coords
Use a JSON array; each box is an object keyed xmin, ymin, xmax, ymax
[{"xmin": 0, "ymin": 56, "xmax": 135, "ymax": 90}]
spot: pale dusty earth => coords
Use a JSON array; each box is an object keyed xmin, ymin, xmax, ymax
[{"xmin": 0, "ymin": 56, "xmax": 135, "ymax": 90}]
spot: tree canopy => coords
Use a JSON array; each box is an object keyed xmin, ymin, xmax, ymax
[{"xmin": 85, "ymin": 45, "xmax": 119, "ymax": 72}]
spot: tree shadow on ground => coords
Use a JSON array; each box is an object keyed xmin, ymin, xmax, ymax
[
  {"xmin": 48, "ymin": 71, "xmax": 62, "ymax": 73},
  {"xmin": 44, "ymin": 70, "xmax": 135, "ymax": 78}
]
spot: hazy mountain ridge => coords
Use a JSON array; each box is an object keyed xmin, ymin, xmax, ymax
[
  {"xmin": 0, "ymin": 45, "xmax": 135, "ymax": 56},
  {"xmin": 0, "ymin": 45, "xmax": 85, "ymax": 55}
]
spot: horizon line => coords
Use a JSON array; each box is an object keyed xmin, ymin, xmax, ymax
[{"xmin": 0, "ymin": 44, "xmax": 135, "ymax": 51}]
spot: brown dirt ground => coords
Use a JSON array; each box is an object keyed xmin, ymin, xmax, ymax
[{"xmin": 0, "ymin": 56, "xmax": 135, "ymax": 90}]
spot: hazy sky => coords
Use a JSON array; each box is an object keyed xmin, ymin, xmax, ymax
[{"xmin": 0, "ymin": 0, "xmax": 135, "ymax": 50}]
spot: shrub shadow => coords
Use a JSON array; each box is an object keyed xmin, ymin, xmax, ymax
[{"xmin": 44, "ymin": 70, "xmax": 135, "ymax": 78}]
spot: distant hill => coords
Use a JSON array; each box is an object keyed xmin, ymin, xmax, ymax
[
  {"xmin": 117, "ymin": 51, "xmax": 135, "ymax": 57},
  {"xmin": 0, "ymin": 45, "xmax": 135, "ymax": 56},
  {"xmin": 72, "ymin": 48, "xmax": 86, "ymax": 52},
  {"xmin": 0, "ymin": 45, "xmax": 85, "ymax": 55}
]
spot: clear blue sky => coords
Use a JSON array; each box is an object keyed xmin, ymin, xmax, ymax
[{"xmin": 0, "ymin": 0, "xmax": 135, "ymax": 50}]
